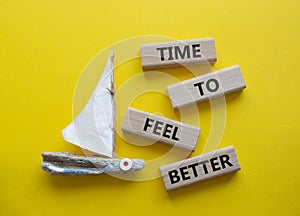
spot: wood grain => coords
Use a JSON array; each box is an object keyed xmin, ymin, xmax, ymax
[
  {"xmin": 122, "ymin": 108, "xmax": 200, "ymax": 151},
  {"xmin": 160, "ymin": 146, "xmax": 240, "ymax": 190},
  {"xmin": 140, "ymin": 38, "xmax": 216, "ymax": 69},
  {"xmin": 41, "ymin": 152, "xmax": 145, "ymax": 175},
  {"xmin": 167, "ymin": 65, "xmax": 246, "ymax": 109}
]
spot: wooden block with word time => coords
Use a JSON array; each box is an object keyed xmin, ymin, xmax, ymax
[
  {"xmin": 167, "ymin": 65, "xmax": 246, "ymax": 109},
  {"xmin": 160, "ymin": 146, "xmax": 240, "ymax": 191},
  {"xmin": 122, "ymin": 108, "xmax": 200, "ymax": 151},
  {"xmin": 140, "ymin": 38, "xmax": 216, "ymax": 69}
]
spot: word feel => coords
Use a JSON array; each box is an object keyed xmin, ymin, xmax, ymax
[{"xmin": 143, "ymin": 117, "xmax": 179, "ymax": 141}]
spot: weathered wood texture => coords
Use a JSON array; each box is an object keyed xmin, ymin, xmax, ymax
[
  {"xmin": 160, "ymin": 146, "xmax": 240, "ymax": 190},
  {"xmin": 122, "ymin": 108, "xmax": 200, "ymax": 151},
  {"xmin": 41, "ymin": 152, "xmax": 145, "ymax": 175},
  {"xmin": 167, "ymin": 65, "xmax": 246, "ymax": 109},
  {"xmin": 140, "ymin": 38, "xmax": 216, "ymax": 69}
]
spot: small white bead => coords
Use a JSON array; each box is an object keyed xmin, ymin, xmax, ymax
[{"xmin": 119, "ymin": 158, "xmax": 133, "ymax": 171}]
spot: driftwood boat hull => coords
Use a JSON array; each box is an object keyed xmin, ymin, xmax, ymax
[{"xmin": 41, "ymin": 152, "xmax": 145, "ymax": 175}]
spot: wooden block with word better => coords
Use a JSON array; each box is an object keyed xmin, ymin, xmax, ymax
[
  {"xmin": 122, "ymin": 108, "xmax": 200, "ymax": 151},
  {"xmin": 140, "ymin": 38, "xmax": 216, "ymax": 69},
  {"xmin": 167, "ymin": 65, "xmax": 246, "ymax": 109},
  {"xmin": 160, "ymin": 146, "xmax": 240, "ymax": 190}
]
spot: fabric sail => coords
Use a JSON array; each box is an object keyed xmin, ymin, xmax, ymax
[{"xmin": 62, "ymin": 53, "xmax": 116, "ymax": 158}]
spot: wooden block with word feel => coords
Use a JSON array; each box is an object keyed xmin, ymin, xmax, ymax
[
  {"xmin": 122, "ymin": 108, "xmax": 200, "ymax": 151},
  {"xmin": 140, "ymin": 38, "xmax": 216, "ymax": 69},
  {"xmin": 160, "ymin": 146, "xmax": 240, "ymax": 190},
  {"xmin": 167, "ymin": 65, "xmax": 246, "ymax": 109}
]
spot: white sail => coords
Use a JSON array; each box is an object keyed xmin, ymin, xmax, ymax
[{"xmin": 62, "ymin": 53, "xmax": 116, "ymax": 158}]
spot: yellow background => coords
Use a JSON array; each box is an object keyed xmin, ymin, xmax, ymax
[{"xmin": 1, "ymin": 0, "xmax": 299, "ymax": 215}]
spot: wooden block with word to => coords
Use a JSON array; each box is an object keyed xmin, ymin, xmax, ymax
[
  {"xmin": 140, "ymin": 38, "xmax": 216, "ymax": 69},
  {"xmin": 122, "ymin": 108, "xmax": 200, "ymax": 151},
  {"xmin": 167, "ymin": 65, "xmax": 246, "ymax": 109},
  {"xmin": 160, "ymin": 146, "xmax": 240, "ymax": 191}
]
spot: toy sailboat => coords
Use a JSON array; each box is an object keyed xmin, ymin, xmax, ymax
[{"xmin": 41, "ymin": 53, "xmax": 145, "ymax": 175}]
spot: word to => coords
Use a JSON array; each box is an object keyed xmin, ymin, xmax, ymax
[{"xmin": 167, "ymin": 65, "xmax": 246, "ymax": 109}]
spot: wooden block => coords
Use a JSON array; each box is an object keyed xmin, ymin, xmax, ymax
[
  {"xmin": 140, "ymin": 38, "xmax": 216, "ymax": 69},
  {"xmin": 160, "ymin": 146, "xmax": 240, "ymax": 190},
  {"xmin": 167, "ymin": 65, "xmax": 246, "ymax": 109},
  {"xmin": 122, "ymin": 108, "xmax": 200, "ymax": 151}
]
